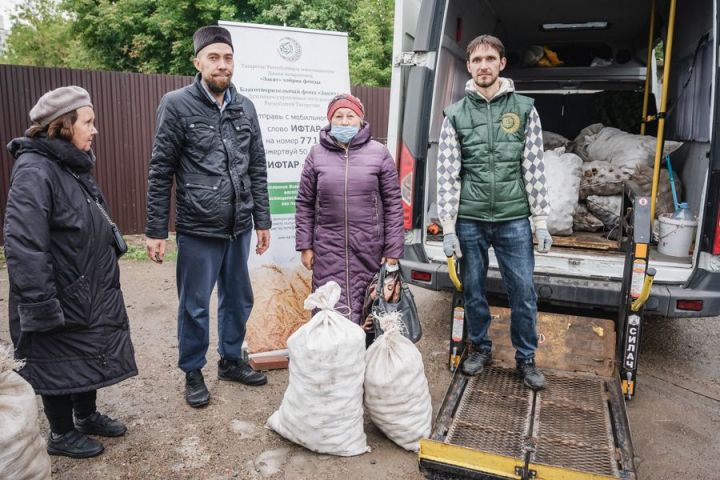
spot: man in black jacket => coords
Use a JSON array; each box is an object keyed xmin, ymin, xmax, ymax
[{"xmin": 146, "ymin": 25, "xmax": 271, "ymax": 407}]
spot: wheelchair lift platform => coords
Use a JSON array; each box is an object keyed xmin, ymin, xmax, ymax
[{"xmin": 420, "ymin": 308, "xmax": 636, "ymax": 480}]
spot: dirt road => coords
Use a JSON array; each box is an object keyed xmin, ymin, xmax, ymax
[{"xmin": 1, "ymin": 260, "xmax": 719, "ymax": 480}]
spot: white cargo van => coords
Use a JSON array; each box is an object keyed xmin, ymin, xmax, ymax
[{"xmin": 389, "ymin": 0, "xmax": 720, "ymax": 319}]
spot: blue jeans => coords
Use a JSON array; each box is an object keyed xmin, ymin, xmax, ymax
[
  {"xmin": 457, "ymin": 218, "xmax": 538, "ymax": 363},
  {"xmin": 176, "ymin": 231, "xmax": 254, "ymax": 372}
]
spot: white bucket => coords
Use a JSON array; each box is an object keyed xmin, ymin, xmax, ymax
[{"xmin": 657, "ymin": 214, "xmax": 697, "ymax": 257}]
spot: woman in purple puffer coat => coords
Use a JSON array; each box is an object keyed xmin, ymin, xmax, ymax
[{"xmin": 295, "ymin": 94, "xmax": 404, "ymax": 325}]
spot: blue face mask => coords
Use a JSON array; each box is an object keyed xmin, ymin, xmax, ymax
[{"xmin": 330, "ymin": 125, "xmax": 359, "ymax": 144}]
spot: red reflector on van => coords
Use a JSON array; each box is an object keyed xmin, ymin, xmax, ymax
[
  {"xmin": 399, "ymin": 143, "xmax": 416, "ymax": 230},
  {"xmin": 411, "ymin": 270, "xmax": 432, "ymax": 282},
  {"xmin": 677, "ymin": 299, "xmax": 704, "ymax": 311},
  {"xmin": 713, "ymin": 209, "xmax": 720, "ymax": 255}
]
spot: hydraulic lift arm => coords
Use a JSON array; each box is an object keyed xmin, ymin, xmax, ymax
[
  {"xmin": 618, "ymin": 187, "xmax": 656, "ymax": 400},
  {"xmin": 448, "ymin": 255, "xmax": 466, "ymax": 372}
]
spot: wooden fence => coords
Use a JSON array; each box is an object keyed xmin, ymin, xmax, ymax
[{"xmin": 0, "ymin": 64, "xmax": 389, "ymax": 238}]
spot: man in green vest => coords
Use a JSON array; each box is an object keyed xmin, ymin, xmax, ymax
[{"xmin": 437, "ymin": 34, "xmax": 552, "ymax": 390}]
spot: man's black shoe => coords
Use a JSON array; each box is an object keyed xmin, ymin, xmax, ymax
[
  {"xmin": 517, "ymin": 359, "xmax": 546, "ymax": 390},
  {"xmin": 461, "ymin": 350, "xmax": 492, "ymax": 376},
  {"xmin": 218, "ymin": 358, "xmax": 267, "ymax": 386},
  {"xmin": 185, "ymin": 369, "xmax": 210, "ymax": 407},
  {"xmin": 47, "ymin": 429, "xmax": 104, "ymax": 458},
  {"xmin": 75, "ymin": 411, "xmax": 127, "ymax": 437}
]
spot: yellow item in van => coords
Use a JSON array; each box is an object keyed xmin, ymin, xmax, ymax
[
  {"xmin": 543, "ymin": 46, "xmax": 564, "ymax": 66},
  {"xmin": 536, "ymin": 56, "xmax": 553, "ymax": 67}
]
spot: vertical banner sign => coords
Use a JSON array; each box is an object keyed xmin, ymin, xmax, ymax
[{"xmin": 220, "ymin": 21, "xmax": 350, "ymax": 354}]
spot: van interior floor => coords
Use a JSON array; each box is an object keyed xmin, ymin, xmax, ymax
[
  {"xmin": 426, "ymin": 231, "xmax": 693, "ymax": 266},
  {"xmin": 550, "ymin": 232, "xmax": 694, "ymax": 266},
  {"xmin": 427, "ymin": 232, "xmax": 620, "ymax": 251},
  {"xmin": 550, "ymin": 232, "xmax": 618, "ymax": 250}
]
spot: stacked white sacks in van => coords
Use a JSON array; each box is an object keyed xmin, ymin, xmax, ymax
[{"xmin": 543, "ymin": 124, "xmax": 683, "ymax": 236}]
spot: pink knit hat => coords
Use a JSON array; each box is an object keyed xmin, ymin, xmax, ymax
[{"xmin": 326, "ymin": 93, "xmax": 365, "ymax": 121}]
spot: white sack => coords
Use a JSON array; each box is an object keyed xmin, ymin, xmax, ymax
[
  {"xmin": 572, "ymin": 123, "xmax": 604, "ymax": 161},
  {"xmin": 586, "ymin": 195, "xmax": 623, "ymax": 230},
  {"xmin": 587, "ymin": 127, "xmax": 683, "ymax": 168},
  {"xmin": 543, "ymin": 131, "xmax": 570, "ymax": 150},
  {"xmin": 579, "ymin": 162, "xmax": 683, "ymax": 218},
  {"xmin": 633, "ymin": 164, "xmax": 684, "ymax": 218},
  {"xmin": 0, "ymin": 345, "xmax": 51, "ymax": 480},
  {"xmin": 524, "ymin": 45, "xmax": 545, "ymax": 66},
  {"xmin": 266, "ymin": 282, "xmax": 369, "ymax": 456},
  {"xmin": 364, "ymin": 313, "xmax": 432, "ymax": 452},
  {"xmin": 580, "ymin": 161, "xmax": 635, "ymax": 198},
  {"xmin": 544, "ymin": 147, "xmax": 583, "ymax": 236},
  {"xmin": 573, "ymin": 203, "xmax": 605, "ymax": 232}
]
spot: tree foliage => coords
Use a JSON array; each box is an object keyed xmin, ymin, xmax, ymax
[
  {"xmin": 250, "ymin": 0, "xmax": 394, "ymax": 86},
  {"xmin": 0, "ymin": 0, "xmax": 99, "ymax": 69},
  {"xmin": 2, "ymin": 0, "xmax": 394, "ymax": 86},
  {"xmin": 348, "ymin": 0, "xmax": 394, "ymax": 87},
  {"xmin": 63, "ymin": 0, "xmax": 254, "ymax": 75},
  {"xmin": 250, "ymin": 0, "xmax": 354, "ymax": 32}
]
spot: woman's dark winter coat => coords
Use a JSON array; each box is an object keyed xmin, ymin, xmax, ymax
[
  {"xmin": 4, "ymin": 135, "xmax": 137, "ymax": 395},
  {"xmin": 295, "ymin": 123, "xmax": 404, "ymax": 324}
]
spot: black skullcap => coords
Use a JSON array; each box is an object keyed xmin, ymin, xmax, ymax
[{"xmin": 193, "ymin": 25, "xmax": 233, "ymax": 55}]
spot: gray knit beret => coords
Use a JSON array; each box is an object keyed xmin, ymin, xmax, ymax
[
  {"xmin": 193, "ymin": 25, "xmax": 234, "ymax": 55},
  {"xmin": 29, "ymin": 86, "xmax": 93, "ymax": 127}
]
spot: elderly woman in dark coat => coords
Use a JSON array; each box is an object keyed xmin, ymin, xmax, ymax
[
  {"xmin": 295, "ymin": 94, "xmax": 404, "ymax": 326},
  {"xmin": 4, "ymin": 86, "xmax": 137, "ymax": 458}
]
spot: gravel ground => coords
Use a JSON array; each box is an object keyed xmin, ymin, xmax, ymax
[{"xmin": 1, "ymin": 258, "xmax": 718, "ymax": 480}]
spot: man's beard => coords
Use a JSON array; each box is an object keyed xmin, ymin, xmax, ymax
[
  {"xmin": 206, "ymin": 74, "xmax": 232, "ymax": 94},
  {"xmin": 474, "ymin": 73, "xmax": 498, "ymax": 89}
]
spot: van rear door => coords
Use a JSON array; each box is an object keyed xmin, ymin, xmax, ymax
[{"xmin": 388, "ymin": 0, "xmax": 445, "ymax": 232}]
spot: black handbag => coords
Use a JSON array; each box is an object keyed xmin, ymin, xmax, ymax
[
  {"xmin": 64, "ymin": 168, "xmax": 128, "ymax": 257},
  {"xmin": 369, "ymin": 264, "xmax": 422, "ymax": 343},
  {"xmin": 109, "ymin": 223, "xmax": 129, "ymax": 256}
]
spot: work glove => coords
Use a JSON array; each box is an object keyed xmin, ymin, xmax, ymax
[
  {"xmin": 443, "ymin": 232, "xmax": 462, "ymax": 258},
  {"xmin": 535, "ymin": 227, "xmax": 553, "ymax": 253}
]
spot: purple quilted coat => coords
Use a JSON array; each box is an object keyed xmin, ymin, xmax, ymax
[{"xmin": 295, "ymin": 123, "xmax": 404, "ymax": 324}]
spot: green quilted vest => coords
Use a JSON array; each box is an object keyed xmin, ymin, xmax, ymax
[{"xmin": 444, "ymin": 90, "xmax": 534, "ymax": 222}]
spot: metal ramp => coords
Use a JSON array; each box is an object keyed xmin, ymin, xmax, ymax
[
  {"xmin": 532, "ymin": 373, "xmax": 618, "ymax": 477},
  {"xmin": 419, "ymin": 309, "xmax": 636, "ymax": 480},
  {"xmin": 448, "ymin": 368, "xmax": 622, "ymax": 477}
]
